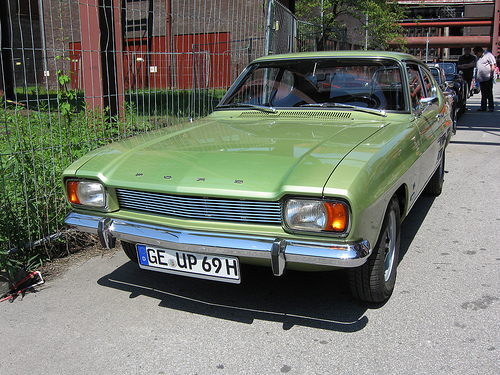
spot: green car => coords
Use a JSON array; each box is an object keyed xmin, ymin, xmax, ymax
[{"xmin": 63, "ymin": 51, "xmax": 452, "ymax": 302}]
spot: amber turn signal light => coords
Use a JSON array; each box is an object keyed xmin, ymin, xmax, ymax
[
  {"xmin": 67, "ymin": 181, "xmax": 81, "ymax": 205},
  {"xmin": 324, "ymin": 202, "xmax": 347, "ymax": 232}
]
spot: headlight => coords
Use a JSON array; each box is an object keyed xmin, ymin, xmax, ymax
[
  {"xmin": 66, "ymin": 180, "xmax": 106, "ymax": 208},
  {"xmin": 284, "ymin": 198, "xmax": 348, "ymax": 233}
]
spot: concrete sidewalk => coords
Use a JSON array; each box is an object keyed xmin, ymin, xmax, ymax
[{"xmin": 464, "ymin": 78, "xmax": 500, "ymax": 113}]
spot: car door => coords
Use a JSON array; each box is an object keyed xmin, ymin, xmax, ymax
[{"xmin": 407, "ymin": 63, "xmax": 446, "ymax": 194}]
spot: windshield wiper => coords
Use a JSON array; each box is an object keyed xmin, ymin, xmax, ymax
[
  {"xmin": 300, "ymin": 102, "xmax": 387, "ymax": 117},
  {"xmin": 216, "ymin": 103, "xmax": 277, "ymax": 114}
]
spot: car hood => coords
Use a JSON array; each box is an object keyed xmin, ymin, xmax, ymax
[{"xmin": 72, "ymin": 113, "xmax": 388, "ymax": 200}]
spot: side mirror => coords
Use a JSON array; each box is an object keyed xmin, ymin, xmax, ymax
[
  {"xmin": 420, "ymin": 96, "xmax": 438, "ymax": 106},
  {"xmin": 414, "ymin": 96, "xmax": 438, "ymax": 117}
]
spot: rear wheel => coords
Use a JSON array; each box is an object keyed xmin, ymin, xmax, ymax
[
  {"xmin": 348, "ymin": 195, "xmax": 401, "ymax": 303},
  {"xmin": 122, "ymin": 241, "xmax": 138, "ymax": 263}
]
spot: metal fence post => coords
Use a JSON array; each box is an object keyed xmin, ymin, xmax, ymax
[
  {"xmin": 248, "ymin": 38, "xmax": 253, "ymax": 63},
  {"xmin": 265, "ymin": 0, "xmax": 274, "ymax": 55}
]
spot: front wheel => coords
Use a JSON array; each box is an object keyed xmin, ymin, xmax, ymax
[
  {"xmin": 424, "ymin": 152, "xmax": 445, "ymax": 196},
  {"xmin": 348, "ymin": 195, "xmax": 401, "ymax": 303},
  {"xmin": 122, "ymin": 241, "xmax": 138, "ymax": 263}
]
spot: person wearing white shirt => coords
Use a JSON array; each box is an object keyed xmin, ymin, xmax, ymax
[{"xmin": 473, "ymin": 46, "xmax": 497, "ymax": 112}]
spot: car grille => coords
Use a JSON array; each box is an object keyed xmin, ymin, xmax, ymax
[{"xmin": 115, "ymin": 189, "xmax": 282, "ymax": 225}]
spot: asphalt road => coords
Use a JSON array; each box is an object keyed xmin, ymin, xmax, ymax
[{"xmin": 1, "ymin": 85, "xmax": 499, "ymax": 375}]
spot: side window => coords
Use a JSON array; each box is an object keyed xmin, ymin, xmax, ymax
[
  {"xmin": 407, "ymin": 65, "xmax": 424, "ymax": 110},
  {"xmin": 421, "ymin": 69, "xmax": 438, "ymax": 98}
]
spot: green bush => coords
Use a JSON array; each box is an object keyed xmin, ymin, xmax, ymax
[
  {"xmin": 0, "ymin": 88, "xmax": 226, "ymax": 274},
  {"xmin": 0, "ymin": 104, "xmax": 127, "ymax": 270},
  {"xmin": 0, "ymin": 108, "xmax": 89, "ymax": 269}
]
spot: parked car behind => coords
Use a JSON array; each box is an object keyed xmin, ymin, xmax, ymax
[
  {"xmin": 63, "ymin": 51, "xmax": 452, "ymax": 303},
  {"xmin": 431, "ymin": 62, "xmax": 467, "ymax": 116},
  {"xmin": 429, "ymin": 65, "xmax": 458, "ymax": 133}
]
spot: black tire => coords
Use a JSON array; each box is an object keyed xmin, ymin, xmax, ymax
[
  {"xmin": 455, "ymin": 83, "xmax": 465, "ymax": 119},
  {"xmin": 460, "ymin": 88, "xmax": 467, "ymax": 115},
  {"xmin": 452, "ymin": 108, "xmax": 458, "ymax": 135},
  {"xmin": 348, "ymin": 195, "xmax": 401, "ymax": 303},
  {"xmin": 122, "ymin": 241, "xmax": 138, "ymax": 263},
  {"xmin": 424, "ymin": 152, "xmax": 445, "ymax": 196}
]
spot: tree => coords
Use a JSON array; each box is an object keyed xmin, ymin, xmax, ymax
[{"xmin": 295, "ymin": 0, "xmax": 408, "ymax": 50}]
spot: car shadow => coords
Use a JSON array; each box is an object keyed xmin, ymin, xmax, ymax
[
  {"xmin": 98, "ymin": 261, "xmax": 370, "ymax": 332},
  {"xmin": 96, "ymin": 192, "xmax": 437, "ymax": 333},
  {"xmin": 399, "ymin": 194, "xmax": 436, "ymax": 263},
  {"xmin": 455, "ymin": 102, "xmax": 500, "ymax": 133}
]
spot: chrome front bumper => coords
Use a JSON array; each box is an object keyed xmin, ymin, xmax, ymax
[{"xmin": 64, "ymin": 212, "xmax": 371, "ymax": 276}]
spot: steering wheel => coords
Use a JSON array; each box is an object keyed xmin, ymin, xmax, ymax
[{"xmin": 348, "ymin": 94, "xmax": 382, "ymax": 108}]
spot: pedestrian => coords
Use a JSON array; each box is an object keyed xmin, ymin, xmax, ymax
[
  {"xmin": 457, "ymin": 46, "xmax": 476, "ymax": 97},
  {"xmin": 473, "ymin": 46, "xmax": 496, "ymax": 112}
]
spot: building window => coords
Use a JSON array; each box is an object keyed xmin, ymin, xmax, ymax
[{"xmin": 18, "ymin": 0, "xmax": 39, "ymax": 19}]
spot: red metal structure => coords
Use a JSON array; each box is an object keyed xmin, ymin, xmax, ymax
[
  {"xmin": 76, "ymin": 0, "xmax": 231, "ymax": 107},
  {"xmin": 391, "ymin": 36, "xmax": 497, "ymax": 48},
  {"xmin": 79, "ymin": 0, "xmax": 124, "ymax": 117},
  {"xmin": 394, "ymin": 0, "xmax": 500, "ymax": 57},
  {"xmin": 493, "ymin": 0, "xmax": 500, "ymax": 56},
  {"xmin": 174, "ymin": 33, "xmax": 231, "ymax": 90}
]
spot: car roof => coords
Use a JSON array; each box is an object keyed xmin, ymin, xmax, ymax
[{"xmin": 252, "ymin": 51, "xmax": 421, "ymax": 64}]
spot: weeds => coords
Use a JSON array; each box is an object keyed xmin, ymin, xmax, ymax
[{"xmin": 0, "ymin": 88, "xmax": 225, "ymax": 276}]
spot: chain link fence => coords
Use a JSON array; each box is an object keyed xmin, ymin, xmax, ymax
[
  {"xmin": 0, "ymin": 0, "xmax": 267, "ymax": 261},
  {"xmin": 264, "ymin": 0, "xmax": 347, "ymax": 55},
  {"xmin": 265, "ymin": 0, "xmax": 297, "ymax": 54}
]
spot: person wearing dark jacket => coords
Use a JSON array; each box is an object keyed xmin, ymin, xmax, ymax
[{"xmin": 458, "ymin": 46, "xmax": 476, "ymax": 97}]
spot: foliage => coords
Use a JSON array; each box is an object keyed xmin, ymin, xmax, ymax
[
  {"xmin": 0, "ymin": 108, "xmax": 90, "ymax": 271},
  {"xmin": 295, "ymin": 0, "xmax": 408, "ymax": 50},
  {"xmin": 126, "ymin": 89, "xmax": 225, "ymax": 119},
  {"xmin": 0, "ymin": 102, "xmax": 122, "ymax": 271},
  {"xmin": 56, "ymin": 56, "xmax": 76, "ymax": 121},
  {"xmin": 0, "ymin": 88, "xmax": 225, "ymax": 274},
  {"xmin": 0, "ymin": 250, "xmax": 22, "ymax": 281}
]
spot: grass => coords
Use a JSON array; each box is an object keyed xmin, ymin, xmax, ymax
[{"xmin": 0, "ymin": 87, "xmax": 226, "ymax": 276}]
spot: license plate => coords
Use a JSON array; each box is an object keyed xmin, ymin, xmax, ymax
[{"xmin": 136, "ymin": 245, "xmax": 240, "ymax": 284}]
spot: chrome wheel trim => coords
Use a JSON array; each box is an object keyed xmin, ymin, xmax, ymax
[{"xmin": 384, "ymin": 210, "xmax": 397, "ymax": 282}]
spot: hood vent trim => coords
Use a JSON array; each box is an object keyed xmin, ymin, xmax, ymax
[{"xmin": 239, "ymin": 111, "xmax": 352, "ymax": 120}]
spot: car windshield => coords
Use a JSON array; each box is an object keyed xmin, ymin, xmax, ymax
[
  {"xmin": 429, "ymin": 67, "xmax": 443, "ymax": 83},
  {"xmin": 433, "ymin": 62, "xmax": 456, "ymax": 75},
  {"xmin": 219, "ymin": 58, "xmax": 406, "ymax": 111}
]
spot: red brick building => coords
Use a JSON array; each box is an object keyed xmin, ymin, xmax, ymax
[{"xmin": 1, "ymin": 0, "xmax": 270, "ymax": 100}]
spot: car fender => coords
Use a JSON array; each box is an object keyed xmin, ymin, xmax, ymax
[{"xmin": 323, "ymin": 120, "xmax": 422, "ymax": 247}]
